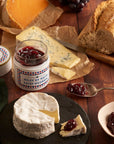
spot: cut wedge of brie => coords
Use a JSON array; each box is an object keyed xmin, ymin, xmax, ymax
[
  {"xmin": 60, "ymin": 115, "xmax": 87, "ymax": 137},
  {"xmin": 13, "ymin": 92, "xmax": 60, "ymax": 139}
]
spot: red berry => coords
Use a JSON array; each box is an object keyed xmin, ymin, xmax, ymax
[
  {"xmin": 67, "ymin": 83, "xmax": 87, "ymax": 96},
  {"xmin": 107, "ymin": 112, "xmax": 114, "ymax": 135},
  {"xmin": 17, "ymin": 46, "xmax": 44, "ymax": 66},
  {"xmin": 64, "ymin": 119, "xmax": 76, "ymax": 131}
]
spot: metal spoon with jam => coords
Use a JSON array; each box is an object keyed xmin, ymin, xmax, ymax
[{"xmin": 67, "ymin": 83, "xmax": 114, "ymax": 97}]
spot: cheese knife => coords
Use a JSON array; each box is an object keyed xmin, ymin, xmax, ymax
[{"xmin": 55, "ymin": 39, "xmax": 114, "ymax": 66}]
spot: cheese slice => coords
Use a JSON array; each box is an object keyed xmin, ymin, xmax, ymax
[
  {"xmin": 2, "ymin": 0, "xmax": 48, "ymax": 29},
  {"xmin": 50, "ymin": 67, "xmax": 76, "ymax": 80},
  {"xmin": 13, "ymin": 92, "xmax": 60, "ymax": 139},
  {"xmin": 60, "ymin": 115, "xmax": 87, "ymax": 137},
  {"xmin": 16, "ymin": 26, "xmax": 80, "ymax": 68}
]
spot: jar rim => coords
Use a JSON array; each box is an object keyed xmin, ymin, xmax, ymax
[{"xmin": 16, "ymin": 39, "xmax": 48, "ymax": 61}]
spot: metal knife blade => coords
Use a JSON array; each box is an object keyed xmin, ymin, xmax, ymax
[
  {"xmin": 55, "ymin": 38, "xmax": 86, "ymax": 53},
  {"xmin": 55, "ymin": 38, "xmax": 114, "ymax": 66}
]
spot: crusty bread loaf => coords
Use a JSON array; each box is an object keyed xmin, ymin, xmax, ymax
[{"xmin": 78, "ymin": 0, "xmax": 114, "ymax": 54}]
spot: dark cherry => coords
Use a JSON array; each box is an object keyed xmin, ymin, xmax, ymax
[
  {"xmin": 107, "ymin": 112, "xmax": 114, "ymax": 135},
  {"xmin": 82, "ymin": 0, "xmax": 88, "ymax": 5},
  {"xmin": 58, "ymin": 0, "xmax": 68, "ymax": 5},
  {"xmin": 69, "ymin": 3, "xmax": 77, "ymax": 11},
  {"xmin": 69, "ymin": 2, "xmax": 84, "ymax": 12},
  {"xmin": 68, "ymin": 0, "xmax": 80, "ymax": 4},
  {"xmin": 64, "ymin": 119, "xmax": 76, "ymax": 131},
  {"xmin": 80, "ymin": 1, "xmax": 84, "ymax": 7},
  {"xmin": 67, "ymin": 83, "xmax": 87, "ymax": 96},
  {"xmin": 58, "ymin": 0, "xmax": 89, "ymax": 13},
  {"xmin": 17, "ymin": 46, "xmax": 45, "ymax": 66}
]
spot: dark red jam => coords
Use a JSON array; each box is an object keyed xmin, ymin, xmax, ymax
[
  {"xmin": 64, "ymin": 119, "xmax": 76, "ymax": 131},
  {"xmin": 16, "ymin": 46, "xmax": 46, "ymax": 66},
  {"xmin": 67, "ymin": 83, "xmax": 88, "ymax": 96},
  {"xmin": 107, "ymin": 112, "xmax": 114, "ymax": 135}
]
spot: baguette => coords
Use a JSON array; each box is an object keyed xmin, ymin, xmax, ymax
[{"xmin": 78, "ymin": 0, "xmax": 114, "ymax": 54}]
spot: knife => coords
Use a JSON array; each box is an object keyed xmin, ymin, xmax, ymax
[{"xmin": 55, "ymin": 39, "xmax": 114, "ymax": 66}]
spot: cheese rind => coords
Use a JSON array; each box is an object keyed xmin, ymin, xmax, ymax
[
  {"xmin": 50, "ymin": 67, "xmax": 76, "ymax": 80},
  {"xmin": 60, "ymin": 115, "xmax": 87, "ymax": 137},
  {"xmin": 2, "ymin": 0, "xmax": 48, "ymax": 29},
  {"xmin": 13, "ymin": 113, "xmax": 55, "ymax": 139},
  {"xmin": 13, "ymin": 92, "xmax": 60, "ymax": 139},
  {"xmin": 16, "ymin": 26, "xmax": 80, "ymax": 68}
]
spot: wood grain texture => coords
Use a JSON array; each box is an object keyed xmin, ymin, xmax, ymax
[
  {"xmin": 0, "ymin": 0, "xmax": 114, "ymax": 144},
  {"xmin": 85, "ymin": 49, "xmax": 114, "ymax": 66}
]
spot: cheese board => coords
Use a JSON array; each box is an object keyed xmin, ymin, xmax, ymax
[{"xmin": 0, "ymin": 93, "xmax": 90, "ymax": 144}]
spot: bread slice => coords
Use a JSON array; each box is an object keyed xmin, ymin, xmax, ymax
[{"xmin": 78, "ymin": 0, "xmax": 114, "ymax": 54}]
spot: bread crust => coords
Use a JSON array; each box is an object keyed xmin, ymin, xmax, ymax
[{"xmin": 78, "ymin": 0, "xmax": 114, "ymax": 54}]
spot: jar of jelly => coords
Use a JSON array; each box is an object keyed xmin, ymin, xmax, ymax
[{"xmin": 13, "ymin": 39, "xmax": 49, "ymax": 91}]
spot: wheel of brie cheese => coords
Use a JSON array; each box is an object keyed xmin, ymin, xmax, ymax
[{"xmin": 13, "ymin": 92, "xmax": 60, "ymax": 139}]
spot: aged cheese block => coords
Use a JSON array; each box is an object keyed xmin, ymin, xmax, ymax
[
  {"xmin": 13, "ymin": 92, "xmax": 60, "ymax": 139},
  {"xmin": 2, "ymin": 0, "xmax": 48, "ymax": 29},
  {"xmin": 50, "ymin": 67, "xmax": 76, "ymax": 80},
  {"xmin": 78, "ymin": 0, "xmax": 114, "ymax": 54},
  {"xmin": 16, "ymin": 26, "xmax": 80, "ymax": 68},
  {"xmin": 60, "ymin": 115, "xmax": 87, "ymax": 137}
]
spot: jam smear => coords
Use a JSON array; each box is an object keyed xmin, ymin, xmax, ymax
[
  {"xmin": 64, "ymin": 119, "xmax": 76, "ymax": 131},
  {"xmin": 107, "ymin": 112, "xmax": 114, "ymax": 135},
  {"xmin": 67, "ymin": 83, "xmax": 88, "ymax": 96},
  {"xmin": 16, "ymin": 46, "xmax": 45, "ymax": 66}
]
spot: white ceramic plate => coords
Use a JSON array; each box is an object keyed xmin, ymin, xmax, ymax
[{"xmin": 98, "ymin": 101, "xmax": 114, "ymax": 137}]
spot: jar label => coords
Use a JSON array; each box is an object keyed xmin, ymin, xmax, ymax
[{"xmin": 13, "ymin": 58, "xmax": 49, "ymax": 91}]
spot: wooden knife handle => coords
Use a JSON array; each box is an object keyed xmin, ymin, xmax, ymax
[{"xmin": 85, "ymin": 49, "xmax": 114, "ymax": 66}]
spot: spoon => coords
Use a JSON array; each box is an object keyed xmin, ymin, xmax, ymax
[{"xmin": 67, "ymin": 83, "xmax": 114, "ymax": 97}]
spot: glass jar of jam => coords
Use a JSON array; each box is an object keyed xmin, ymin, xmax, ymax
[{"xmin": 13, "ymin": 39, "xmax": 49, "ymax": 91}]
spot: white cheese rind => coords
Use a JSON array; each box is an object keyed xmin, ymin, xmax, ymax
[
  {"xmin": 13, "ymin": 114, "xmax": 55, "ymax": 139},
  {"xmin": 13, "ymin": 92, "xmax": 60, "ymax": 139},
  {"xmin": 16, "ymin": 26, "xmax": 80, "ymax": 68},
  {"xmin": 60, "ymin": 114, "xmax": 87, "ymax": 137}
]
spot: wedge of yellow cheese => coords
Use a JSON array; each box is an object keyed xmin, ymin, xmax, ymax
[
  {"xmin": 2, "ymin": 0, "xmax": 48, "ymax": 29},
  {"xmin": 16, "ymin": 26, "xmax": 80, "ymax": 68},
  {"xmin": 50, "ymin": 67, "xmax": 76, "ymax": 80}
]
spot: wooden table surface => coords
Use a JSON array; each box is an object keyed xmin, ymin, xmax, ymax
[{"xmin": 0, "ymin": 0, "xmax": 114, "ymax": 144}]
